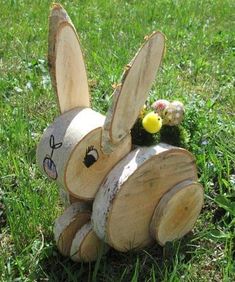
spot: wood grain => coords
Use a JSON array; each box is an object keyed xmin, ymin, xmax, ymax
[
  {"xmin": 92, "ymin": 143, "xmax": 198, "ymax": 252},
  {"xmin": 54, "ymin": 202, "xmax": 91, "ymax": 256},
  {"xmin": 150, "ymin": 180, "xmax": 204, "ymax": 245},
  {"xmin": 102, "ymin": 31, "xmax": 165, "ymax": 154},
  {"xmin": 66, "ymin": 130, "xmax": 131, "ymax": 200},
  {"xmin": 37, "ymin": 108, "xmax": 105, "ymax": 199},
  {"xmin": 70, "ymin": 222, "xmax": 108, "ymax": 262},
  {"xmin": 48, "ymin": 3, "xmax": 90, "ymax": 113},
  {"xmin": 37, "ymin": 107, "xmax": 132, "ymax": 200}
]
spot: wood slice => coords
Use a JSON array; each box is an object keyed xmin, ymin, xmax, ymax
[
  {"xmin": 36, "ymin": 107, "xmax": 131, "ymax": 200},
  {"xmin": 66, "ymin": 130, "xmax": 131, "ymax": 200},
  {"xmin": 102, "ymin": 31, "xmax": 165, "ymax": 154},
  {"xmin": 54, "ymin": 202, "xmax": 91, "ymax": 256},
  {"xmin": 70, "ymin": 222, "xmax": 108, "ymax": 262},
  {"xmin": 48, "ymin": 4, "xmax": 90, "ymax": 113},
  {"xmin": 150, "ymin": 180, "xmax": 204, "ymax": 246},
  {"xmin": 92, "ymin": 143, "xmax": 198, "ymax": 252}
]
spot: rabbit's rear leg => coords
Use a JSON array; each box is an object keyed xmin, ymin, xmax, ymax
[
  {"xmin": 150, "ymin": 180, "xmax": 204, "ymax": 245},
  {"xmin": 54, "ymin": 202, "xmax": 108, "ymax": 262}
]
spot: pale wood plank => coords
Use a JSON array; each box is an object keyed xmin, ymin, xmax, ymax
[
  {"xmin": 102, "ymin": 32, "xmax": 165, "ymax": 153},
  {"xmin": 48, "ymin": 3, "xmax": 90, "ymax": 113}
]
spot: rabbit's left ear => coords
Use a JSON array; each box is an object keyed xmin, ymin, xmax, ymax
[
  {"xmin": 102, "ymin": 32, "xmax": 165, "ymax": 153},
  {"xmin": 48, "ymin": 4, "xmax": 90, "ymax": 114}
]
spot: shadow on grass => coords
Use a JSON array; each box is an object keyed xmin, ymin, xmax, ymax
[{"xmin": 37, "ymin": 232, "xmax": 197, "ymax": 282}]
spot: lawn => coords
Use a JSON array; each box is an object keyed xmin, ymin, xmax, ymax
[{"xmin": 0, "ymin": 0, "xmax": 234, "ymax": 281}]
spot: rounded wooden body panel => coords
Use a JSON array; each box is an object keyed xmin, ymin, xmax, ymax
[
  {"xmin": 92, "ymin": 143, "xmax": 198, "ymax": 252},
  {"xmin": 150, "ymin": 180, "xmax": 204, "ymax": 245}
]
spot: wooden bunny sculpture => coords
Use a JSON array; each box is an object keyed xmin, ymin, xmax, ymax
[{"xmin": 37, "ymin": 4, "xmax": 204, "ymax": 262}]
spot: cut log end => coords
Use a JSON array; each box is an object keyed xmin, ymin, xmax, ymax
[
  {"xmin": 150, "ymin": 180, "xmax": 204, "ymax": 246},
  {"xmin": 92, "ymin": 144, "xmax": 199, "ymax": 252},
  {"xmin": 70, "ymin": 222, "xmax": 109, "ymax": 262},
  {"xmin": 54, "ymin": 202, "xmax": 91, "ymax": 257},
  {"xmin": 65, "ymin": 127, "xmax": 131, "ymax": 200}
]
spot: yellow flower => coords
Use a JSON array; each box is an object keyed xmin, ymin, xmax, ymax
[{"xmin": 142, "ymin": 112, "xmax": 162, "ymax": 133}]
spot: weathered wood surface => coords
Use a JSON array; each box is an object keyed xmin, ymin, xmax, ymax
[
  {"xmin": 102, "ymin": 31, "xmax": 165, "ymax": 154},
  {"xmin": 150, "ymin": 180, "xmax": 204, "ymax": 245},
  {"xmin": 66, "ymin": 129, "xmax": 131, "ymax": 200},
  {"xmin": 48, "ymin": 3, "xmax": 90, "ymax": 113},
  {"xmin": 92, "ymin": 143, "xmax": 199, "ymax": 252},
  {"xmin": 70, "ymin": 222, "xmax": 108, "ymax": 262},
  {"xmin": 37, "ymin": 108, "xmax": 103, "ymax": 197},
  {"xmin": 54, "ymin": 202, "xmax": 91, "ymax": 256},
  {"xmin": 39, "ymin": 4, "xmax": 205, "ymax": 262},
  {"xmin": 37, "ymin": 107, "xmax": 131, "ymax": 200}
]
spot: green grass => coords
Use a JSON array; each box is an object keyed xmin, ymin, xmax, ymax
[{"xmin": 0, "ymin": 0, "xmax": 234, "ymax": 281}]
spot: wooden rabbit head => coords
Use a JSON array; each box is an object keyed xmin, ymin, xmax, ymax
[{"xmin": 36, "ymin": 4, "xmax": 165, "ymax": 201}]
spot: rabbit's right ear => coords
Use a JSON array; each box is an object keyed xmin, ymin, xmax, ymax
[
  {"xmin": 48, "ymin": 4, "xmax": 90, "ymax": 114},
  {"xmin": 102, "ymin": 32, "xmax": 165, "ymax": 153}
]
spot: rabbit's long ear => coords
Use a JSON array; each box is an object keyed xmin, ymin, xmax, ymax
[
  {"xmin": 102, "ymin": 31, "xmax": 165, "ymax": 153},
  {"xmin": 48, "ymin": 4, "xmax": 90, "ymax": 114}
]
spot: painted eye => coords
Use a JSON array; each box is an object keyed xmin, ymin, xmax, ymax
[{"xmin": 83, "ymin": 146, "xmax": 99, "ymax": 168}]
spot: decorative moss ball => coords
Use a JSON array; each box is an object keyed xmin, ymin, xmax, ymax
[{"xmin": 160, "ymin": 125, "xmax": 190, "ymax": 147}]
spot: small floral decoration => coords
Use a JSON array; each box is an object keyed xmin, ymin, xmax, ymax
[
  {"xmin": 131, "ymin": 99, "xmax": 186, "ymax": 146},
  {"xmin": 152, "ymin": 100, "xmax": 185, "ymax": 126}
]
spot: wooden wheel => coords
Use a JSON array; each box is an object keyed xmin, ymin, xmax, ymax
[
  {"xmin": 54, "ymin": 202, "xmax": 91, "ymax": 256},
  {"xmin": 70, "ymin": 222, "xmax": 109, "ymax": 262},
  {"xmin": 54, "ymin": 202, "xmax": 108, "ymax": 262},
  {"xmin": 92, "ymin": 143, "xmax": 199, "ymax": 252},
  {"xmin": 150, "ymin": 180, "xmax": 204, "ymax": 245}
]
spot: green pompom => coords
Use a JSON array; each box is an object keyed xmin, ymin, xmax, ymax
[
  {"xmin": 160, "ymin": 125, "xmax": 190, "ymax": 148},
  {"xmin": 131, "ymin": 118, "xmax": 160, "ymax": 146}
]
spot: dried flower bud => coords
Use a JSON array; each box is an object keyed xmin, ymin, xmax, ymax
[
  {"xmin": 151, "ymin": 99, "xmax": 170, "ymax": 116},
  {"xmin": 163, "ymin": 101, "xmax": 184, "ymax": 126}
]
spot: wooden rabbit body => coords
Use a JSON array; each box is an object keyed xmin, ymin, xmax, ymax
[{"xmin": 37, "ymin": 4, "xmax": 204, "ymax": 262}]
